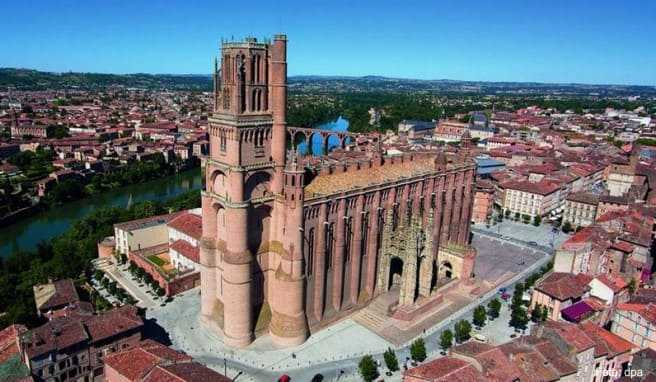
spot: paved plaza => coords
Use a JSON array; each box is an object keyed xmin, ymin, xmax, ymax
[
  {"xmin": 473, "ymin": 219, "xmax": 571, "ymax": 249},
  {"xmin": 143, "ymin": 228, "xmax": 554, "ymax": 381}
]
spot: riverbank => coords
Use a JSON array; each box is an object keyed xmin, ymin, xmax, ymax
[{"xmin": 0, "ymin": 167, "xmax": 202, "ymax": 257}]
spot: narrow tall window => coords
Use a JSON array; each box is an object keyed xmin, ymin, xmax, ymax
[
  {"xmin": 326, "ymin": 223, "xmax": 335, "ymax": 270},
  {"xmin": 345, "ymin": 217, "xmax": 352, "ymax": 263},
  {"xmin": 307, "ymin": 228, "xmax": 315, "ymax": 275}
]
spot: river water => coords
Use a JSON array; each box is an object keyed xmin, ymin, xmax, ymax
[{"xmin": 0, "ymin": 118, "xmax": 349, "ymax": 258}]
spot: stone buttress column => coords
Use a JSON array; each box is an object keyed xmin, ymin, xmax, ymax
[
  {"xmin": 376, "ymin": 209, "xmax": 394, "ymax": 292},
  {"xmin": 349, "ymin": 195, "xmax": 365, "ymax": 305},
  {"xmin": 222, "ymin": 170, "xmax": 254, "ymax": 348},
  {"xmin": 270, "ymin": 165, "xmax": 309, "ymax": 347},
  {"xmin": 458, "ymin": 168, "xmax": 475, "ymax": 245},
  {"xmin": 418, "ymin": 209, "xmax": 435, "ymax": 297},
  {"xmin": 449, "ymin": 171, "xmax": 465, "ymax": 243},
  {"xmin": 332, "ymin": 199, "xmax": 347, "ymax": 311},
  {"xmin": 441, "ymin": 174, "xmax": 454, "ymax": 244},
  {"xmin": 432, "ymin": 177, "xmax": 445, "ymax": 256},
  {"xmin": 200, "ymin": 194, "xmax": 219, "ymax": 327},
  {"xmin": 313, "ymin": 203, "xmax": 328, "ymax": 321},
  {"xmin": 364, "ymin": 191, "xmax": 381, "ymax": 297},
  {"xmin": 401, "ymin": 184, "xmax": 411, "ymax": 224}
]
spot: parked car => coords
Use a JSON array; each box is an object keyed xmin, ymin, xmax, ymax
[{"xmin": 473, "ymin": 334, "xmax": 488, "ymax": 343}]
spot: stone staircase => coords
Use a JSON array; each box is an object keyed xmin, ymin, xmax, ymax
[
  {"xmin": 92, "ymin": 257, "xmax": 115, "ymax": 272},
  {"xmin": 353, "ymin": 289, "xmax": 399, "ymax": 332}
]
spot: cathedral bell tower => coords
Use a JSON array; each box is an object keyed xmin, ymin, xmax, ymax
[{"xmin": 200, "ymin": 35, "xmax": 308, "ymax": 348}]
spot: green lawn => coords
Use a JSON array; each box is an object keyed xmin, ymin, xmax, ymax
[{"xmin": 147, "ymin": 255, "xmax": 167, "ymax": 267}]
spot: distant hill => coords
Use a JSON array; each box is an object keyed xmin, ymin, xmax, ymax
[
  {"xmin": 1, "ymin": 68, "xmax": 654, "ymax": 96},
  {"xmin": 0, "ymin": 68, "xmax": 212, "ymax": 90}
]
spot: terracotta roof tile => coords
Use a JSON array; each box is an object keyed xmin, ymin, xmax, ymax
[
  {"xmin": 167, "ymin": 213, "xmax": 202, "ymax": 240},
  {"xmin": 403, "ymin": 356, "xmax": 485, "ymax": 381},
  {"xmin": 535, "ymin": 272, "xmax": 590, "ymax": 301}
]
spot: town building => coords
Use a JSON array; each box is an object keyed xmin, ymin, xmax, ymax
[
  {"xmin": 114, "ymin": 213, "xmax": 182, "ymax": 255},
  {"xmin": 500, "ymin": 179, "xmax": 562, "ymax": 218},
  {"xmin": 611, "ymin": 302, "xmax": 656, "ymax": 351},
  {"xmin": 563, "ymin": 192, "xmax": 599, "ymax": 228},
  {"xmin": 104, "ymin": 339, "xmax": 230, "ymax": 382},
  {"xmin": 530, "ymin": 272, "xmax": 592, "ymax": 321},
  {"xmin": 199, "ymin": 35, "xmax": 478, "ymax": 348},
  {"xmin": 19, "ymin": 305, "xmax": 143, "ymax": 382},
  {"xmin": 405, "ymin": 320, "xmax": 632, "ymax": 382},
  {"xmin": 398, "ymin": 120, "xmax": 436, "ymax": 140},
  {"xmin": 32, "ymin": 279, "xmax": 92, "ymax": 320}
]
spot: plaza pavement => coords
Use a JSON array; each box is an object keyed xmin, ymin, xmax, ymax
[{"xmin": 144, "ymin": 222, "xmax": 561, "ymax": 381}]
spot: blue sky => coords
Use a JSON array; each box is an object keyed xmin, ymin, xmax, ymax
[{"xmin": 1, "ymin": 0, "xmax": 655, "ymax": 85}]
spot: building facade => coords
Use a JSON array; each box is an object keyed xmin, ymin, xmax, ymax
[{"xmin": 199, "ymin": 35, "xmax": 478, "ymax": 348}]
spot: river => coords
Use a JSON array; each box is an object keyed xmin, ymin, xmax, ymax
[
  {"xmin": 0, "ymin": 169, "xmax": 203, "ymax": 258},
  {"xmin": 0, "ymin": 118, "xmax": 349, "ymax": 258}
]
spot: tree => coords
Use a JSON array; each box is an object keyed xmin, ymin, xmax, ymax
[
  {"xmin": 440, "ymin": 329, "xmax": 453, "ymax": 351},
  {"xmin": 93, "ymin": 269, "xmax": 104, "ymax": 281},
  {"xmin": 504, "ymin": 209, "xmax": 511, "ymax": 218},
  {"xmin": 533, "ymin": 215, "xmax": 542, "ymax": 226},
  {"xmin": 454, "ymin": 320, "xmax": 472, "ymax": 343},
  {"xmin": 473, "ymin": 305, "xmax": 487, "ymax": 327},
  {"xmin": 628, "ymin": 278, "xmax": 637, "ymax": 294},
  {"xmin": 383, "ymin": 348, "xmax": 399, "ymax": 372},
  {"xmin": 540, "ymin": 305, "xmax": 549, "ymax": 321},
  {"xmin": 487, "ymin": 298, "xmax": 501, "ymax": 319},
  {"xmin": 562, "ymin": 221, "xmax": 573, "ymax": 233},
  {"xmin": 358, "ymin": 355, "xmax": 379, "ymax": 382},
  {"xmin": 511, "ymin": 283, "xmax": 525, "ymax": 310},
  {"xmin": 514, "ymin": 212, "xmax": 520, "ymax": 221},
  {"xmin": 410, "ymin": 338, "xmax": 427, "ymax": 362},
  {"xmin": 531, "ymin": 304, "xmax": 544, "ymax": 322},
  {"xmin": 510, "ymin": 306, "xmax": 529, "ymax": 331}
]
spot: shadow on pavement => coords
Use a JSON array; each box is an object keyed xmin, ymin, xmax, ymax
[{"xmin": 143, "ymin": 317, "xmax": 173, "ymax": 346}]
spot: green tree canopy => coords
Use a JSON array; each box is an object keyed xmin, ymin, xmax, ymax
[{"xmin": 358, "ymin": 355, "xmax": 379, "ymax": 382}]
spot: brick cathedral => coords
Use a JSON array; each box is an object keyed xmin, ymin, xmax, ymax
[{"xmin": 200, "ymin": 34, "xmax": 477, "ymax": 348}]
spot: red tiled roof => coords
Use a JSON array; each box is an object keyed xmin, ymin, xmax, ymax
[
  {"xmin": 535, "ymin": 272, "xmax": 590, "ymax": 301},
  {"xmin": 169, "ymin": 240, "xmax": 200, "ymax": 264},
  {"xmin": 611, "ymin": 241, "xmax": 634, "ymax": 253},
  {"xmin": 84, "ymin": 305, "xmax": 143, "ymax": 342},
  {"xmin": 580, "ymin": 322, "xmax": 634, "ymax": 357},
  {"xmin": 34, "ymin": 279, "xmax": 80, "ymax": 312},
  {"xmin": 104, "ymin": 340, "xmax": 192, "ymax": 381},
  {"xmin": 0, "ymin": 324, "xmax": 27, "ymax": 364},
  {"xmin": 167, "ymin": 213, "xmax": 202, "ymax": 240},
  {"xmin": 403, "ymin": 356, "xmax": 485, "ymax": 381},
  {"xmin": 145, "ymin": 362, "xmax": 231, "ymax": 382},
  {"xmin": 595, "ymin": 274, "xmax": 628, "ymax": 293},
  {"xmin": 501, "ymin": 179, "xmax": 562, "ymax": 195},
  {"xmin": 542, "ymin": 320, "xmax": 596, "ymax": 353},
  {"xmin": 617, "ymin": 303, "xmax": 656, "ymax": 326}
]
